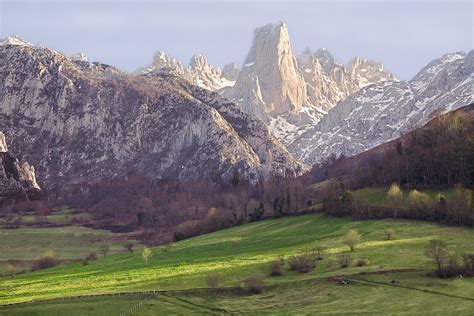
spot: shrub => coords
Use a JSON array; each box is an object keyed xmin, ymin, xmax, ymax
[
  {"xmin": 327, "ymin": 259, "xmax": 337, "ymax": 271},
  {"xmin": 123, "ymin": 242, "xmax": 134, "ymax": 253},
  {"xmin": 4, "ymin": 263, "xmax": 17, "ymax": 276},
  {"xmin": 288, "ymin": 253, "xmax": 316, "ymax": 273},
  {"xmin": 244, "ymin": 276, "xmax": 265, "ymax": 294},
  {"xmin": 384, "ymin": 228, "xmax": 395, "ymax": 240},
  {"xmin": 337, "ymin": 253, "xmax": 352, "ymax": 268},
  {"xmin": 206, "ymin": 273, "xmax": 223, "ymax": 295},
  {"xmin": 270, "ymin": 260, "xmax": 283, "ymax": 276},
  {"xmin": 31, "ymin": 256, "xmax": 60, "ymax": 271},
  {"xmin": 343, "ymin": 230, "xmax": 361, "ymax": 251},
  {"xmin": 86, "ymin": 252, "xmax": 97, "ymax": 261},
  {"xmin": 356, "ymin": 258, "xmax": 369, "ymax": 267}
]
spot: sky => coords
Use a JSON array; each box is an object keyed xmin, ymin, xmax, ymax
[{"xmin": 0, "ymin": 0, "xmax": 472, "ymax": 80}]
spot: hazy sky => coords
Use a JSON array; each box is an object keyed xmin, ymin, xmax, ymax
[{"xmin": 0, "ymin": 0, "xmax": 472, "ymax": 80}]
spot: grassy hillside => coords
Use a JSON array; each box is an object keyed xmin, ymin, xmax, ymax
[
  {"xmin": 1, "ymin": 214, "xmax": 473, "ymax": 314},
  {"xmin": 351, "ymin": 187, "xmax": 458, "ymax": 208}
]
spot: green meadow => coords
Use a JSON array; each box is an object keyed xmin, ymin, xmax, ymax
[{"xmin": 1, "ymin": 213, "xmax": 473, "ymax": 314}]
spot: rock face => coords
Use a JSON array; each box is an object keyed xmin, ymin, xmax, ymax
[
  {"xmin": 222, "ymin": 63, "xmax": 240, "ymax": 81},
  {"xmin": 0, "ymin": 132, "xmax": 40, "ymax": 203},
  {"xmin": 290, "ymin": 51, "xmax": 474, "ymax": 164},
  {"xmin": 136, "ymin": 51, "xmax": 236, "ymax": 91},
  {"xmin": 222, "ymin": 22, "xmax": 396, "ymax": 144},
  {"xmin": 233, "ymin": 22, "xmax": 307, "ymax": 115},
  {"xmin": 0, "ymin": 43, "xmax": 306, "ymax": 190}
]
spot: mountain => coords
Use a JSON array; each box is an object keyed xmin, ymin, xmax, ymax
[
  {"xmin": 137, "ymin": 22, "xmax": 395, "ymax": 145},
  {"xmin": 136, "ymin": 50, "xmax": 237, "ymax": 91},
  {"xmin": 0, "ymin": 42, "xmax": 306, "ymax": 190},
  {"xmin": 221, "ymin": 22, "xmax": 396, "ymax": 144},
  {"xmin": 290, "ymin": 51, "xmax": 474, "ymax": 165},
  {"xmin": 0, "ymin": 132, "xmax": 40, "ymax": 204}
]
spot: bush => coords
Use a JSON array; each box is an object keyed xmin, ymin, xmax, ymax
[
  {"xmin": 356, "ymin": 258, "xmax": 369, "ymax": 267},
  {"xmin": 327, "ymin": 259, "xmax": 337, "ymax": 271},
  {"xmin": 343, "ymin": 230, "xmax": 361, "ymax": 251},
  {"xmin": 288, "ymin": 253, "xmax": 316, "ymax": 273},
  {"xmin": 433, "ymin": 253, "xmax": 474, "ymax": 278},
  {"xmin": 206, "ymin": 273, "xmax": 223, "ymax": 295},
  {"xmin": 384, "ymin": 228, "xmax": 395, "ymax": 240},
  {"xmin": 270, "ymin": 260, "xmax": 283, "ymax": 276},
  {"xmin": 31, "ymin": 256, "xmax": 60, "ymax": 271},
  {"xmin": 337, "ymin": 253, "xmax": 352, "ymax": 268},
  {"xmin": 86, "ymin": 252, "xmax": 97, "ymax": 261},
  {"xmin": 123, "ymin": 242, "xmax": 134, "ymax": 253},
  {"xmin": 244, "ymin": 276, "xmax": 265, "ymax": 294},
  {"xmin": 4, "ymin": 263, "xmax": 17, "ymax": 276}
]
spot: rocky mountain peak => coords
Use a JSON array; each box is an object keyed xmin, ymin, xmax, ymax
[
  {"xmin": 137, "ymin": 50, "xmax": 234, "ymax": 90},
  {"xmin": 347, "ymin": 57, "xmax": 397, "ymax": 88},
  {"xmin": 314, "ymin": 48, "xmax": 336, "ymax": 74},
  {"xmin": 0, "ymin": 35, "xmax": 32, "ymax": 47},
  {"xmin": 233, "ymin": 21, "xmax": 307, "ymax": 115},
  {"xmin": 71, "ymin": 52, "xmax": 89, "ymax": 62}
]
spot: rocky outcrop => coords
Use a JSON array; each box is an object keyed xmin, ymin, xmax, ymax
[
  {"xmin": 222, "ymin": 63, "xmax": 240, "ymax": 81},
  {"xmin": 290, "ymin": 51, "xmax": 474, "ymax": 164},
  {"xmin": 0, "ymin": 132, "xmax": 40, "ymax": 203},
  {"xmin": 222, "ymin": 23, "xmax": 396, "ymax": 144},
  {"xmin": 0, "ymin": 43, "xmax": 306, "ymax": 190},
  {"xmin": 232, "ymin": 22, "xmax": 307, "ymax": 115},
  {"xmin": 136, "ymin": 50, "xmax": 236, "ymax": 91}
]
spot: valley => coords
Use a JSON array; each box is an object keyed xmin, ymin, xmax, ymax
[{"xmin": 0, "ymin": 2, "xmax": 472, "ymax": 314}]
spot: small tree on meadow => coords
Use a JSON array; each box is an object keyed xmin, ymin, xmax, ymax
[
  {"xmin": 387, "ymin": 183, "xmax": 403, "ymax": 217},
  {"xmin": 424, "ymin": 240, "xmax": 448, "ymax": 270},
  {"xmin": 343, "ymin": 230, "xmax": 361, "ymax": 251},
  {"xmin": 314, "ymin": 245, "xmax": 326, "ymax": 260},
  {"xmin": 407, "ymin": 190, "xmax": 433, "ymax": 219},
  {"xmin": 206, "ymin": 273, "xmax": 223, "ymax": 296},
  {"xmin": 99, "ymin": 245, "xmax": 110, "ymax": 257},
  {"xmin": 142, "ymin": 247, "xmax": 152, "ymax": 265},
  {"xmin": 384, "ymin": 228, "xmax": 395, "ymax": 240}
]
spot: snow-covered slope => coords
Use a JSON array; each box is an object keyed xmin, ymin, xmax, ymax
[{"xmin": 290, "ymin": 51, "xmax": 474, "ymax": 165}]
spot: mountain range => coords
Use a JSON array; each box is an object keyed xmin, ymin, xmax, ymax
[
  {"xmin": 0, "ymin": 22, "xmax": 472, "ymax": 191},
  {"xmin": 139, "ymin": 22, "xmax": 472, "ymax": 164},
  {"xmin": 0, "ymin": 38, "xmax": 304, "ymax": 190}
]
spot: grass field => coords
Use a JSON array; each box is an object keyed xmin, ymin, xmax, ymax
[
  {"xmin": 0, "ymin": 225, "xmax": 140, "ymax": 275},
  {"xmin": 0, "ymin": 214, "xmax": 473, "ymax": 314}
]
